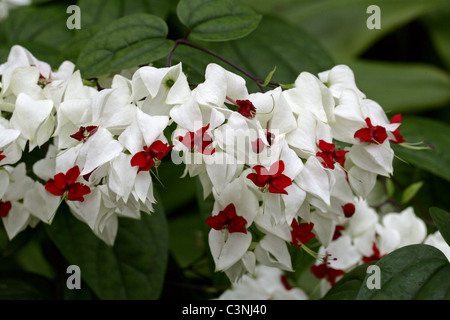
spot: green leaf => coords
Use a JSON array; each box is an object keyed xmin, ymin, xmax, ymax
[
  {"xmin": 262, "ymin": 66, "xmax": 277, "ymax": 87},
  {"xmin": 177, "ymin": 0, "xmax": 262, "ymax": 41},
  {"xmin": 276, "ymin": 0, "xmax": 446, "ymax": 60},
  {"xmin": 78, "ymin": 0, "xmax": 176, "ymax": 27},
  {"xmin": 169, "ymin": 16, "xmax": 334, "ymax": 92},
  {"xmin": 45, "ymin": 199, "xmax": 169, "ymax": 300},
  {"xmin": 0, "ymin": 273, "xmax": 55, "ymax": 300},
  {"xmin": 392, "ymin": 116, "xmax": 450, "ymax": 182},
  {"xmin": 421, "ymin": 3, "xmax": 450, "ymax": 70},
  {"xmin": 322, "ymin": 262, "xmax": 376, "ymax": 300},
  {"xmin": 0, "ymin": 5, "xmax": 73, "ymax": 49},
  {"xmin": 357, "ymin": 244, "xmax": 450, "ymax": 299},
  {"xmin": 400, "ymin": 181, "xmax": 424, "ymax": 204},
  {"xmin": 77, "ymin": 13, "xmax": 174, "ymax": 78},
  {"xmin": 348, "ymin": 60, "xmax": 450, "ymax": 113},
  {"xmin": 429, "ymin": 207, "xmax": 450, "ymax": 246}
]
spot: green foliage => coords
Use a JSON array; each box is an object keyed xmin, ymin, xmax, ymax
[
  {"xmin": 357, "ymin": 244, "xmax": 450, "ymax": 300},
  {"xmin": 393, "ymin": 117, "xmax": 450, "ymax": 182},
  {"xmin": 429, "ymin": 207, "xmax": 450, "ymax": 246},
  {"xmin": 77, "ymin": 13, "xmax": 174, "ymax": 78},
  {"xmin": 177, "ymin": 0, "xmax": 262, "ymax": 41},
  {"xmin": 324, "ymin": 245, "xmax": 450, "ymax": 300},
  {"xmin": 45, "ymin": 200, "xmax": 169, "ymax": 299}
]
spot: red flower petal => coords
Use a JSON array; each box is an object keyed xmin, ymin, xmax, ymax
[
  {"xmin": 236, "ymin": 100, "xmax": 256, "ymax": 118},
  {"xmin": 65, "ymin": 166, "xmax": 81, "ymax": 186},
  {"xmin": 269, "ymin": 160, "xmax": 285, "ymax": 176},
  {"xmin": 67, "ymin": 183, "xmax": 91, "ymax": 202},
  {"xmin": 45, "ymin": 180, "xmax": 66, "ymax": 196},
  {"xmin": 251, "ymin": 138, "xmax": 265, "ymax": 153},
  {"xmin": 149, "ymin": 140, "xmax": 174, "ymax": 160},
  {"xmin": 268, "ymin": 175, "xmax": 292, "ymax": 194},
  {"xmin": 0, "ymin": 201, "xmax": 12, "ymax": 218},
  {"xmin": 53, "ymin": 173, "xmax": 67, "ymax": 190},
  {"xmin": 342, "ymin": 203, "xmax": 355, "ymax": 218}
]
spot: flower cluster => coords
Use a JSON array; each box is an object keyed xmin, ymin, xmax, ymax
[
  {"xmin": 1, "ymin": 45, "xmax": 443, "ymax": 291},
  {"xmin": 0, "ymin": 46, "xmax": 175, "ymax": 244},
  {"xmin": 168, "ymin": 62, "xmax": 408, "ymax": 282},
  {"xmin": 311, "ymin": 202, "xmax": 449, "ymax": 295}
]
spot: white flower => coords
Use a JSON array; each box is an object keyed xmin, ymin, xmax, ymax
[
  {"xmin": 9, "ymin": 92, "xmax": 54, "ymax": 151},
  {"xmin": 318, "ymin": 64, "xmax": 366, "ymax": 100},
  {"xmin": 0, "ymin": 163, "xmax": 34, "ymax": 239},
  {"xmin": 218, "ymin": 265, "xmax": 308, "ymax": 300},
  {"xmin": 381, "ymin": 207, "xmax": 427, "ymax": 248}
]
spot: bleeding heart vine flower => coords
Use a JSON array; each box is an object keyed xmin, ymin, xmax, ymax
[
  {"xmin": 205, "ymin": 203, "xmax": 248, "ymax": 234},
  {"xmin": 177, "ymin": 123, "xmax": 216, "ymax": 155},
  {"xmin": 130, "ymin": 140, "xmax": 174, "ymax": 173},
  {"xmin": 45, "ymin": 166, "xmax": 91, "ymax": 202},
  {"xmin": 247, "ymin": 160, "xmax": 292, "ymax": 195}
]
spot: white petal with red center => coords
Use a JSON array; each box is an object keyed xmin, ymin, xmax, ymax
[
  {"xmin": 68, "ymin": 187, "xmax": 101, "ymax": 230},
  {"xmin": 295, "ymin": 156, "xmax": 330, "ymax": 206},
  {"xmin": 346, "ymin": 198, "xmax": 378, "ymax": 239},
  {"xmin": 318, "ymin": 64, "xmax": 366, "ymax": 100},
  {"xmin": 93, "ymin": 213, "xmax": 118, "ymax": 247},
  {"xmin": 348, "ymin": 140, "xmax": 394, "ymax": 177},
  {"xmin": 54, "ymin": 98, "xmax": 91, "ymax": 149},
  {"xmin": 4, "ymin": 163, "xmax": 34, "ymax": 202},
  {"xmin": 284, "ymin": 71, "xmax": 335, "ymax": 123},
  {"xmin": 169, "ymin": 98, "xmax": 203, "ymax": 132},
  {"xmin": 206, "ymin": 152, "xmax": 239, "ymax": 194},
  {"xmin": 79, "ymin": 127, "xmax": 123, "ymax": 175},
  {"xmin": 108, "ymin": 153, "xmax": 137, "ymax": 200},
  {"xmin": 254, "ymin": 207, "xmax": 291, "ymax": 242},
  {"xmin": 286, "ymin": 109, "xmax": 326, "ymax": 159},
  {"xmin": 320, "ymin": 235, "xmax": 361, "ymax": 270},
  {"xmin": 2, "ymin": 202, "xmax": 30, "ymax": 240},
  {"xmin": 7, "ymin": 67, "xmax": 42, "ymax": 100},
  {"xmin": 209, "ymin": 229, "xmax": 252, "ymax": 271},
  {"xmin": 0, "ymin": 170, "xmax": 9, "ymax": 199},
  {"xmin": 347, "ymin": 165, "xmax": 377, "ymax": 198},
  {"xmin": 133, "ymin": 171, "xmax": 152, "ymax": 203},
  {"xmin": 353, "ymin": 227, "xmax": 377, "ymax": 257},
  {"xmin": 10, "ymin": 93, "xmax": 54, "ymax": 149},
  {"xmin": 282, "ymin": 183, "xmax": 306, "ymax": 226},
  {"xmin": 309, "ymin": 209, "xmax": 335, "ymax": 247},
  {"xmin": 254, "ymin": 234, "xmax": 293, "ymax": 271},
  {"xmin": 24, "ymin": 182, "xmax": 61, "ymax": 224},
  {"xmin": 330, "ymin": 89, "xmax": 365, "ymax": 144}
]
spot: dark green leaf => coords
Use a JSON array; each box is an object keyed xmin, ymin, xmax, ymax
[
  {"xmin": 392, "ymin": 116, "xmax": 450, "ymax": 182},
  {"xmin": 322, "ymin": 261, "xmax": 376, "ymax": 300},
  {"xmin": 169, "ymin": 16, "xmax": 334, "ymax": 92},
  {"xmin": 45, "ymin": 198, "xmax": 169, "ymax": 300},
  {"xmin": 78, "ymin": 0, "xmax": 175, "ymax": 27},
  {"xmin": 349, "ymin": 60, "xmax": 450, "ymax": 113},
  {"xmin": 77, "ymin": 13, "xmax": 174, "ymax": 78},
  {"xmin": 1, "ymin": 5, "xmax": 73, "ymax": 49},
  {"xmin": 275, "ymin": 0, "xmax": 446, "ymax": 60},
  {"xmin": 400, "ymin": 181, "xmax": 423, "ymax": 204},
  {"xmin": 357, "ymin": 244, "xmax": 450, "ymax": 299},
  {"xmin": 421, "ymin": 2, "xmax": 450, "ymax": 70},
  {"xmin": 177, "ymin": 0, "xmax": 262, "ymax": 41},
  {"xmin": 0, "ymin": 273, "xmax": 55, "ymax": 300},
  {"xmin": 429, "ymin": 207, "xmax": 450, "ymax": 246}
]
